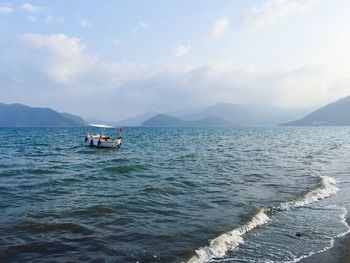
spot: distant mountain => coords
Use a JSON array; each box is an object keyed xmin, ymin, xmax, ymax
[
  {"xmin": 116, "ymin": 111, "xmax": 158, "ymax": 126},
  {"xmin": 141, "ymin": 114, "xmax": 234, "ymax": 127},
  {"xmin": 281, "ymin": 96, "xmax": 350, "ymax": 126},
  {"xmin": 142, "ymin": 114, "xmax": 183, "ymax": 127},
  {"xmin": 191, "ymin": 116, "xmax": 235, "ymax": 127},
  {"xmin": 0, "ymin": 103, "xmax": 87, "ymax": 127},
  {"xmin": 182, "ymin": 103, "xmax": 309, "ymax": 126},
  {"xmin": 60, "ymin": 113, "xmax": 87, "ymax": 125}
]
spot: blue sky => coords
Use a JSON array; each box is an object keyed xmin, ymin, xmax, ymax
[{"xmin": 1, "ymin": 0, "xmax": 350, "ymax": 121}]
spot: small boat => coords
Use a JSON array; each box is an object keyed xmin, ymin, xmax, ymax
[{"xmin": 84, "ymin": 124, "xmax": 122, "ymax": 148}]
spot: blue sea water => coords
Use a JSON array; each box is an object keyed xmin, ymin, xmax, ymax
[{"xmin": 1, "ymin": 127, "xmax": 350, "ymax": 263}]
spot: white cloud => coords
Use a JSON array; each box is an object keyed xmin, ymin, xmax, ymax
[
  {"xmin": 21, "ymin": 34, "xmax": 89, "ymax": 84},
  {"xmin": 44, "ymin": 15, "xmax": 64, "ymax": 24},
  {"xmin": 113, "ymin": 38, "xmax": 122, "ymax": 45},
  {"xmin": 210, "ymin": 17, "xmax": 230, "ymax": 39},
  {"xmin": 175, "ymin": 45, "xmax": 191, "ymax": 57},
  {"xmin": 20, "ymin": 33, "xmax": 146, "ymax": 89},
  {"xmin": 138, "ymin": 21, "xmax": 149, "ymax": 29},
  {"xmin": 9, "ymin": 32, "xmax": 349, "ymax": 120},
  {"xmin": 131, "ymin": 21, "xmax": 150, "ymax": 34},
  {"xmin": 246, "ymin": 0, "xmax": 320, "ymax": 28},
  {"xmin": 19, "ymin": 3, "xmax": 42, "ymax": 12},
  {"xmin": 26, "ymin": 15, "xmax": 36, "ymax": 22},
  {"xmin": 22, "ymin": 34, "xmax": 85, "ymax": 56},
  {"xmin": 79, "ymin": 19, "xmax": 92, "ymax": 28},
  {"xmin": 0, "ymin": 3, "xmax": 13, "ymax": 14}
]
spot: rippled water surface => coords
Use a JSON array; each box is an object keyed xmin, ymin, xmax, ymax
[{"xmin": 1, "ymin": 127, "xmax": 350, "ymax": 263}]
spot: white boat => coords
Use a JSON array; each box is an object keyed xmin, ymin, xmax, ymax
[{"xmin": 84, "ymin": 124, "xmax": 122, "ymax": 148}]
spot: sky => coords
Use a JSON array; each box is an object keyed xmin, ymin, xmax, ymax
[{"xmin": 1, "ymin": 0, "xmax": 350, "ymax": 121}]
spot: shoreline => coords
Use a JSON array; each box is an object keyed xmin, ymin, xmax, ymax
[{"xmin": 299, "ymin": 217, "xmax": 350, "ymax": 263}]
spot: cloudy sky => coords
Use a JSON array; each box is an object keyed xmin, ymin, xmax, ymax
[{"xmin": 1, "ymin": 0, "xmax": 350, "ymax": 121}]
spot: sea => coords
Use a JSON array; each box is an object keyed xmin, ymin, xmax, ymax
[{"xmin": 1, "ymin": 127, "xmax": 350, "ymax": 263}]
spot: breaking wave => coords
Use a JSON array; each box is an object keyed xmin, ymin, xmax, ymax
[
  {"xmin": 277, "ymin": 176, "xmax": 339, "ymax": 210},
  {"xmin": 186, "ymin": 176, "xmax": 339, "ymax": 263},
  {"xmin": 186, "ymin": 209, "xmax": 270, "ymax": 263}
]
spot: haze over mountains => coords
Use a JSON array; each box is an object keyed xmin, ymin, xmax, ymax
[
  {"xmin": 1, "ymin": 95, "xmax": 350, "ymax": 127},
  {"xmin": 0, "ymin": 103, "xmax": 87, "ymax": 127},
  {"xmin": 140, "ymin": 103, "xmax": 310, "ymax": 127},
  {"xmin": 181, "ymin": 103, "xmax": 308, "ymax": 126},
  {"xmin": 141, "ymin": 114, "xmax": 235, "ymax": 127},
  {"xmin": 281, "ymin": 96, "xmax": 350, "ymax": 126},
  {"xmin": 116, "ymin": 111, "xmax": 159, "ymax": 127}
]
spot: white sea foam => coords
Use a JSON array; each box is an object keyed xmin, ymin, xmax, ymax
[
  {"xmin": 290, "ymin": 207, "xmax": 350, "ymax": 263},
  {"xmin": 277, "ymin": 176, "xmax": 339, "ymax": 210},
  {"xmin": 336, "ymin": 206, "xmax": 350, "ymax": 238},
  {"xmin": 186, "ymin": 209, "xmax": 270, "ymax": 263},
  {"xmin": 186, "ymin": 176, "xmax": 340, "ymax": 263}
]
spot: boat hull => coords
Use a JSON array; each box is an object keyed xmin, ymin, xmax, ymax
[{"xmin": 84, "ymin": 135, "xmax": 121, "ymax": 148}]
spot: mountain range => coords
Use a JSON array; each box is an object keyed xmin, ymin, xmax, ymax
[
  {"xmin": 0, "ymin": 103, "xmax": 87, "ymax": 127},
  {"xmin": 1, "ymin": 95, "xmax": 350, "ymax": 127},
  {"xmin": 281, "ymin": 96, "xmax": 350, "ymax": 126},
  {"xmin": 180, "ymin": 103, "xmax": 308, "ymax": 126},
  {"xmin": 141, "ymin": 114, "xmax": 235, "ymax": 127},
  {"xmin": 141, "ymin": 103, "xmax": 310, "ymax": 127},
  {"xmin": 116, "ymin": 111, "xmax": 159, "ymax": 126}
]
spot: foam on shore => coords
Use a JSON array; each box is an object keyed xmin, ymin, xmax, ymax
[
  {"xmin": 186, "ymin": 176, "xmax": 340, "ymax": 263},
  {"xmin": 277, "ymin": 176, "xmax": 339, "ymax": 210},
  {"xmin": 186, "ymin": 208, "xmax": 270, "ymax": 263},
  {"xmin": 290, "ymin": 206, "xmax": 350, "ymax": 263}
]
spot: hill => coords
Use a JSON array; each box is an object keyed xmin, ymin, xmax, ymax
[
  {"xmin": 181, "ymin": 103, "xmax": 309, "ymax": 126},
  {"xmin": 116, "ymin": 111, "xmax": 158, "ymax": 126},
  {"xmin": 0, "ymin": 103, "xmax": 87, "ymax": 127},
  {"xmin": 141, "ymin": 114, "xmax": 234, "ymax": 127},
  {"xmin": 281, "ymin": 96, "xmax": 350, "ymax": 126},
  {"xmin": 60, "ymin": 113, "xmax": 87, "ymax": 125}
]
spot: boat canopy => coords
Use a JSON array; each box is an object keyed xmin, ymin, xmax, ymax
[{"xmin": 88, "ymin": 124, "xmax": 115, "ymax": 128}]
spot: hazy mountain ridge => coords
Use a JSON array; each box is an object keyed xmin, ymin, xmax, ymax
[
  {"xmin": 116, "ymin": 111, "xmax": 159, "ymax": 126},
  {"xmin": 141, "ymin": 114, "xmax": 235, "ymax": 127},
  {"xmin": 60, "ymin": 113, "xmax": 87, "ymax": 125},
  {"xmin": 3, "ymin": 96, "xmax": 350, "ymax": 128},
  {"xmin": 141, "ymin": 102, "xmax": 311, "ymax": 127},
  {"xmin": 182, "ymin": 103, "xmax": 309, "ymax": 126},
  {"xmin": 281, "ymin": 96, "xmax": 350, "ymax": 126},
  {"xmin": 0, "ymin": 103, "xmax": 87, "ymax": 127}
]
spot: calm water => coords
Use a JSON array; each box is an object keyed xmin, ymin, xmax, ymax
[{"xmin": 1, "ymin": 127, "xmax": 350, "ymax": 263}]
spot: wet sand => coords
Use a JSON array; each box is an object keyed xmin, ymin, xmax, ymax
[{"xmin": 300, "ymin": 218, "xmax": 350, "ymax": 263}]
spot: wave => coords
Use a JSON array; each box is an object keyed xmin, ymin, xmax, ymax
[
  {"xmin": 186, "ymin": 209, "xmax": 270, "ymax": 263},
  {"xmin": 186, "ymin": 176, "xmax": 339, "ymax": 263},
  {"xmin": 288, "ymin": 206, "xmax": 350, "ymax": 263},
  {"xmin": 103, "ymin": 164, "xmax": 148, "ymax": 174},
  {"xmin": 276, "ymin": 176, "xmax": 339, "ymax": 210},
  {"xmin": 70, "ymin": 205, "xmax": 115, "ymax": 217},
  {"xmin": 5, "ymin": 221, "xmax": 94, "ymax": 235}
]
